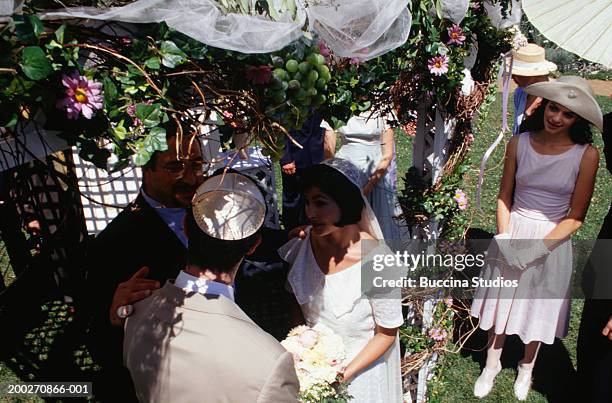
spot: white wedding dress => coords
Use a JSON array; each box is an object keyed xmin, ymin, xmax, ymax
[{"xmin": 279, "ymin": 228, "xmax": 404, "ymax": 403}]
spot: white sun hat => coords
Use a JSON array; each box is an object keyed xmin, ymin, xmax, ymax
[
  {"xmin": 524, "ymin": 75, "xmax": 603, "ymax": 131},
  {"xmin": 191, "ymin": 172, "xmax": 266, "ymax": 241}
]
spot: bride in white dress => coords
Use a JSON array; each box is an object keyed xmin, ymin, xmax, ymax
[{"xmin": 279, "ymin": 158, "xmax": 404, "ymax": 402}]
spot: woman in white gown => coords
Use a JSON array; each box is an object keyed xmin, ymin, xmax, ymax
[
  {"xmin": 330, "ymin": 113, "xmax": 408, "ymax": 241},
  {"xmin": 279, "ymin": 158, "xmax": 404, "ymax": 402}
]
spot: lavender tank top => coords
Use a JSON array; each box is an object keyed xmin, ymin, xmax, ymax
[{"xmin": 513, "ymin": 132, "xmax": 587, "ymax": 221}]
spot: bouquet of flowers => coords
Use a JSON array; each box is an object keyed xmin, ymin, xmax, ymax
[{"xmin": 281, "ymin": 324, "xmax": 352, "ymax": 402}]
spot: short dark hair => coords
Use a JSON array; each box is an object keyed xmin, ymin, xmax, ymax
[
  {"xmin": 520, "ymin": 99, "xmax": 593, "ymax": 144},
  {"xmin": 184, "ymin": 209, "xmax": 261, "ymax": 273},
  {"xmin": 299, "ymin": 164, "xmax": 364, "ymax": 226}
]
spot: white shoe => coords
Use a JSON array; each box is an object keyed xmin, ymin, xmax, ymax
[
  {"xmin": 514, "ymin": 364, "xmax": 533, "ymax": 401},
  {"xmin": 474, "ymin": 361, "xmax": 502, "ymax": 398}
]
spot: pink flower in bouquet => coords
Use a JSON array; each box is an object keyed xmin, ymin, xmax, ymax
[
  {"xmin": 447, "ymin": 25, "xmax": 466, "ymax": 46},
  {"xmin": 245, "ymin": 65, "xmax": 272, "ymax": 85},
  {"xmin": 428, "ymin": 55, "xmax": 449, "ymax": 76},
  {"xmin": 453, "ymin": 189, "xmax": 468, "ymax": 210},
  {"xmin": 428, "ymin": 328, "xmax": 448, "ymax": 342},
  {"xmin": 298, "ymin": 329, "xmax": 318, "ymax": 349},
  {"xmin": 57, "ymin": 71, "xmax": 103, "ymax": 120},
  {"xmin": 318, "ymin": 41, "xmax": 331, "ymax": 57}
]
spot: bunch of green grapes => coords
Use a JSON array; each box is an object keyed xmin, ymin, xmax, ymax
[{"xmin": 265, "ymin": 43, "xmax": 332, "ymax": 129}]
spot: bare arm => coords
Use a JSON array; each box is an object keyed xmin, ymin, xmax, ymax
[
  {"xmin": 543, "ymin": 146, "xmax": 599, "ymax": 249},
  {"xmin": 342, "ymin": 325, "xmax": 397, "ymax": 382},
  {"xmin": 323, "ymin": 129, "xmax": 336, "ymax": 159},
  {"xmin": 363, "ymin": 128, "xmax": 395, "ymax": 195},
  {"xmin": 496, "ymin": 135, "xmax": 519, "ymax": 234}
]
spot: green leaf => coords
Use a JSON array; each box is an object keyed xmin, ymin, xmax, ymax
[
  {"xmin": 144, "ymin": 57, "xmax": 161, "ymax": 70},
  {"xmin": 135, "ymin": 103, "xmax": 161, "ymax": 128},
  {"xmin": 159, "ymin": 41, "xmax": 187, "ymax": 68},
  {"xmin": 102, "ymin": 76, "xmax": 118, "ymax": 104},
  {"xmin": 134, "ymin": 147, "xmax": 152, "ymax": 166},
  {"xmin": 112, "ymin": 120, "xmax": 128, "ymax": 140},
  {"xmin": 435, "ymin": 0, "xmax": 443, "ymax": 19},
  {"xmin": 29, "ymin": 15, "xmax": 45, "ymax": 38},
  {"xmin": 4, "ymin": 77, "xmax": 35, "ymax": 96},
  {"xmin": 20, "ymin": 47, "xmax": 52, "ymax": 81},
  {"xmin": 143, "ymin": 126, "xmax": 168, "ymax": 152},
  {"xmin": 55, "ymin": 24, "xmax": 67, "ymax": 44},
  {"xmin": 1, "ymin": 112, "xmax": 18, "ymax": 128}
]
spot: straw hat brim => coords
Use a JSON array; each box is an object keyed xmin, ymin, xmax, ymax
[
  {"xmin": 511, "ymin": 60, "xmax": 558, "ymax": 77},
  {"xmin": 524, "ymin": 81, "xmax": 603, "ymax": 130}
]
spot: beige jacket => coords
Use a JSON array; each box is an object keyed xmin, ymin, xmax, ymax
[{"xmin": 124, "ymin": 282, "xmax": 300, "ymax": 403}]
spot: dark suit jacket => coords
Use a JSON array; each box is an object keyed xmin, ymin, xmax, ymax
[
  {"xmin": 86, "ymin": 194, "xmax": 187, "ymax": 370},
  {"xmin": 279, "ymin": 110, "xmax": 325, "ymax": 169}
]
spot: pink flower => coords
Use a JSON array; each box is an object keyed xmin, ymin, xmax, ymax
[
  {"xmin": 429, "ymin": 328, "xmax": 448, "ymax": 342},
  {"xmin": 126, "ymin": 104, "xmax": 136, "ymax": 116},
  {"xmin": 298, "ymin": 329, "xmax": 318, "ymax": 349},
  {"xmin": 470, "ymin": 2, "xmax": 481, "ymax": 11},
  {"xmin": 318, "ymin": 41, "xmax": 331, "ymax": 57},
  {"xmin": 245, "ymin": 65, "xmax": 272, "ymax": 85},
  {"xmin": 57, "ymin": 71, "xmax": 103, "ymax": 120},
  {"xmin": 428, "ymin": 55, "xmax": 449, "ymax": 76},
  {"xmin": 349, "ymin": 57, "xmax": 361, "ymax": 66},
  {"xmin": 222, "ymin": 111, "xmax": 234, "ymax": 119},
  {"xmin": 466, "ymin": 133, "xmax": 475, "ymax": 143},
  {"xmin": 444, "ymin": 297, "xmax": 453, "ymax": 307},
  {"xmin": 453, "ymin": 189, "xmax": 468, "ymax": 210},
  {"xmin": 447, "ymin": 25, "xmax": 466, "ymax": 46}
]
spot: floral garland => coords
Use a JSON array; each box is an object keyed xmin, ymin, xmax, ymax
[{"xmin": 1, "ymin": 0, "xmax": 513, "ymax": 173}]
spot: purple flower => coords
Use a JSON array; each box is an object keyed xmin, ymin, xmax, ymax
[
  {"xmin": 428, "ymin": 328, "xmax": 448, "ymax": 342},
  {"xmin": 349, "ymin": 57, "xmax": 361, "ymax": 66},
  {"xmin": 126, "ymin": 104, "xmax": 136, "ymax": 116},
  {"xmin": 428, "ymin": 55, "xmax": 449, "ymax": 76},
  {"xmin": 470, "ymin": 2, "xmax": 481, "ymax": 11},
  {"xmin": 453, "ymin": 189, "xmax": 468, "ymax": 210},
  {"xmin": 57, "ymin": 71, "xmax": 103, "ymax": 120},
  {"xmin": 447, "ymin": 25, "xmax": 466, "ymax": 46},
  {"xmin": 318, "ymin": 41, "xmax": 331, "ymax": 57}
]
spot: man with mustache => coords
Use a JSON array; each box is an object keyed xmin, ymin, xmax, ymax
[{"xmin": 86, "ymin": 124, "xmax": 206, "ymax": 401}]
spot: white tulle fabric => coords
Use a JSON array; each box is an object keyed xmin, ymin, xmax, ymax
[
  {"xmin": 35, "ymin": 0, "xmax": 307, "ymax": 54},
  {"xmin": 439, "ymin": 0, "xmax": 469, "ymax": 25},
  {"xmin": 305, "ymin": 0, "xmax": 411, "ymax": 61},
  {"xmin": 0, "ymin": 0, "xmax": 413, "ymax": 58}
]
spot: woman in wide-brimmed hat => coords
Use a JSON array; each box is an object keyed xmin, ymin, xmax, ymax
[
  {"xmin": 471, "ymin": 76, "xmax": 601, "ymax": 400},
  {"xmin": 510, "ymin": 43, "xmax": 558, "ymax": 135}
]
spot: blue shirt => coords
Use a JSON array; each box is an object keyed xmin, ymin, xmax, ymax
[
  {"xmin": 513, "ymin": 87, "xmax": 528, "ymax": 136},
  {"xmin": 141, "ymin": 189, "xmax": 188, "ymax": 247}
]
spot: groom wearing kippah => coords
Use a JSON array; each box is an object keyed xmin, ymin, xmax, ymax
[{"xmin": 123, "ymin": 172, "xmax": 299, "ymax": 403}]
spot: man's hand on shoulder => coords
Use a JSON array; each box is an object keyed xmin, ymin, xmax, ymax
[
  {"xmin": 287, "ymin": 225, "xmax": 308, "ymax": 240},
  {"xmin": 282, "ymin": 162, "xmax": 297, "ymax": 175},
  {"xmin": 109, "ymin": 266, "xmax": 160, "ymax": 326}
]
